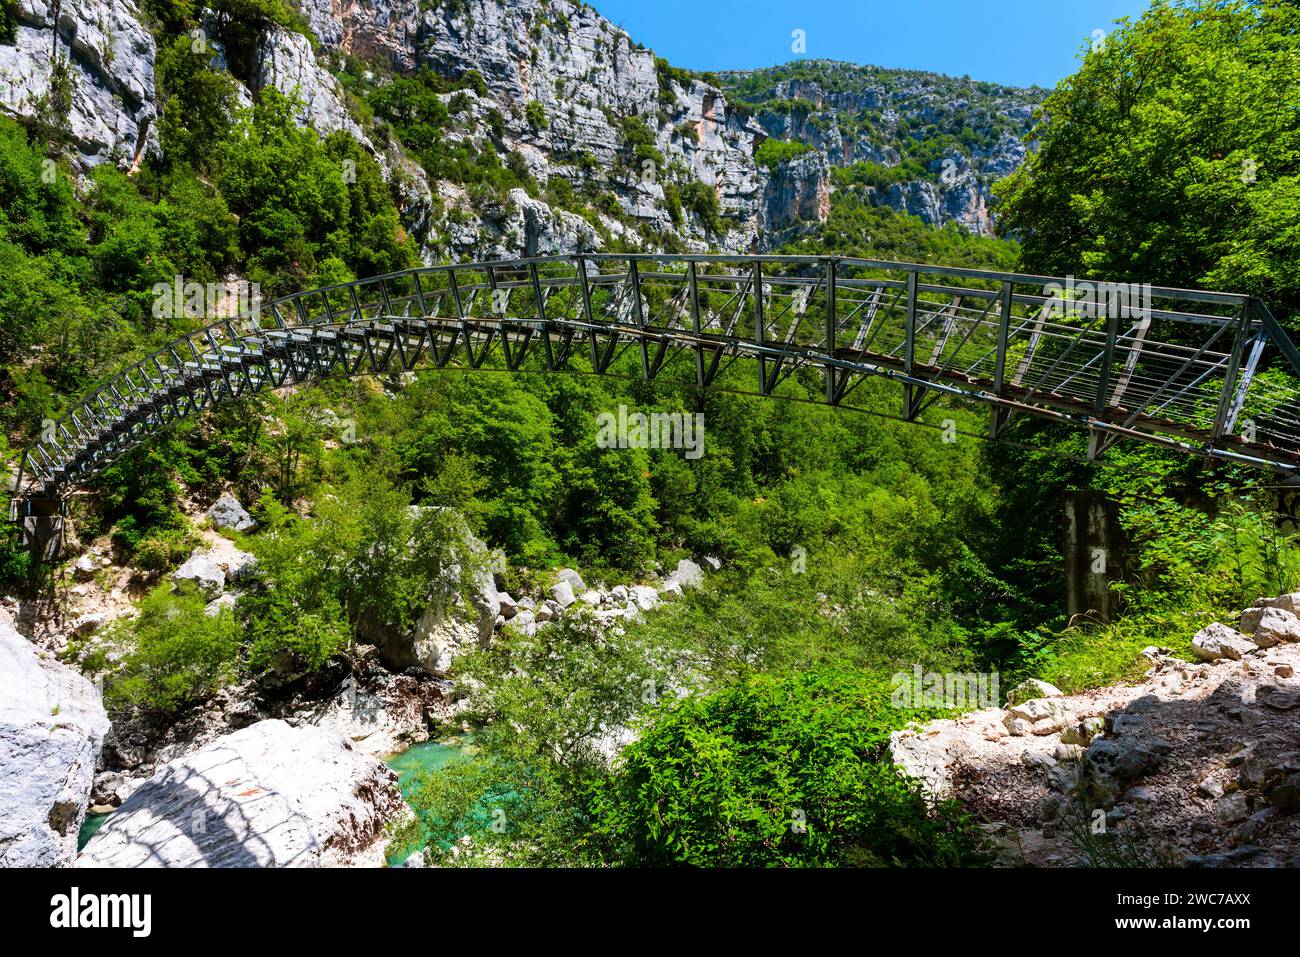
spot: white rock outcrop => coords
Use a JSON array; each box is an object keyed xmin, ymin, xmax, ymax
[
  {"xmin": 77, "ymin": 720, "xmax": 404, "ymax": 867},
  {"xmin": 0, "ymin": 611, "xmax": 110, "ymax": 867},
  {"xmin": 205, "ymin": 493, "xmax": 256, "ymax": 533},
  {"xmin": 361, "ymin": 511, "xmax": 499, "ymax": 676},
  {"xmin": 664, "ymin": 558, "xmax": 704, "ymax": 591},
  {"xmin": 172, "ymin": 551, "xmax": 226, "ymax": 600}
]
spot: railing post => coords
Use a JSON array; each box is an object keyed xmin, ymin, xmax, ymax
[
  {"xmin": 1211, "ymin": 303, "xmax": 1253, "ymax": 441},
  {"xmin": 447, "ymin": 267, "xmax": 465, "ymax": 320},
  {"xmin": 576, "ymin": 255, "xmax": 601, "ymax": 371},
  {"xmin": 688, "ymin": 260, "xmax": 704, "ymax": 388},
  {"xmin": 825, "ymin": 258, "xmax": 837, "ymax": 403},
  {"xmin": 411, "ymin": 272, "xmax": 428, "ymax": 317},
  {"xmin": 1093, "ymin": 307, "xmax": 1123, "ymax": 417},
  {"xmin": 629, "ymin": 258, "xmax": 649, "ymax": 378},
  {"xmin": 903, "ymin": 269, "xmax": 918, "ymax": 418},
  {"xmin": 753, "ymin": 260, "xmax": 766, "ymax": 395},
  {"xmin": 992, "ymin": 280, "xmax": 1013, "ymax": 393},
  {"xmin": 529, "ymin": 262, "xmax": 552, "ymax": 369}
]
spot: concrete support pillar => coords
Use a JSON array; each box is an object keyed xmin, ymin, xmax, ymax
[
  {"xmin": 11, "ymin": 498, "xmax": 69, "ymax": 562},
  {"xmin": 1064, "ymin": 490, "xmax": 1123, "ymax": 622}
]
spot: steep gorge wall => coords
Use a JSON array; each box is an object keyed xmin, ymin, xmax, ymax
[
  {"xmin": 724, "ymin": 64, "xmax": 1042, "ymax": 236},
  {"xmin": 0, "ymin": 0, "xmax": 1033, "ymax": 259}
]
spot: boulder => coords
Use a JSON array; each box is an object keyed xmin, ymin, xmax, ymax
[
  {"xmin": 555, "ymin": 568, "xmax": 586, "ymax": 593},
  {"xmin": 409, "ymin": 591, "xmax": 496, "ymax": 676},
  {"xmin": 77, "ymin": 720, "xmax": 404, "ymax": 867},
  {"xmin": 549, "ymin": 580, "xmax": 576, "ymax": 608},
  {"xmin": 1005, "ymin": 678, "xmax": 1064, "ymax": 707},
  {"xmin": 1252, "ymin": 607, "xmax": 1300, "ymax": 647},
  {"xmin": 1058, "ymin": 715, "xmax": 1105, "ymax": 748},
  {"xmin": 304, "ymin": 677, "xmax": 436, "ymax": 759},
  {"xmin": 205, "ymin": 493, "xmax": 257, "ymax": 533},
  {"xmin": 172, "ymin": 552, "xmax": 226, "ymax": 600},
  {"xmin": 1191, "ymin": 623, "xmax": 1256, "ymax": 662},
  {"xmin": 1196, "ymin": 775, "xmax": 1225, "ymax": 799},
  {"xmin": 1268, "ymin": 593, "xmax": 1300, "ymax": 614},
  {"xmin": 1003, "ymin": 716, "xmax": 1033, "ymax": 737},
  {"xmin": 665, "ymin": 558, "xmax": 703, "ymax": 590},
  {"xmin": 497, "ymin": 592, "xmax": 518, "ymax": 620},
  {"xmin": 0, "ymin": 611, "xmax": 110, "ymax": 867},
  {"xmin": 1082, "ymin": 737, "xmax": 1173, "ymax": 803},
  {"xmin": 70, "ymin": 612, "xmax": 107, "ymax": 638},
  {"xmin": 72, "ymin": 554, "xmax": 99, "ymax": 582},
  {"xmin": 658, "ymin": 580, "xmax": 684, "ymax": 601},
  {"xmin": 224, "ymin": 549, "xmax": 258, "ymax": 582},
  {"xmin": 1241, "ymin": 594, "xmax": 1300, "ymax": 633},
  {"xmin": 628, "ymin": 585, "xmax": 659, "ymax": 612},
  {"xmin": 1215, "ymin": 793, "xmax": 1250, "ymax": 825},
  {"xmin": 1269, "ymin": 773, "xmax": 1300, "ymax": 813},
  {"xmin": 509, "ymin": 609, "xmax": 537, "ymax": 637},
  {"xmin": 1007, "ymin": 696, "xmax": 1062, "ymax": 723},
  {"xmin": 204, "ymin": 594, "xmax": 239, "ymax": 618}
]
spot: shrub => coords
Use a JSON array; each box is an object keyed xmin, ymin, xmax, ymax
[
  {"xmin": 525, "ymin": 99, "xmax": 548, "ymax": 130},
  {"xmin": 100, "ymin": 583, "xmax": 240, "ymax": 714},
  {"xmin": 754, "ymin": 138, "xmax": 814, "ymax": 170},
  {"xmin": 133, "ymin": 527, "xmax": 202, "ymax": 572},
  {"xmin": 589, "ymin": 669, "xmax": 988, "ymax": 867},
  {"xmin": 680, "ymin": 180, "xmax": 722, "ymax": 233}
]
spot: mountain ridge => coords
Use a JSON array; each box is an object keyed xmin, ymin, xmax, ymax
[{"xmin": 0, "ymin": 0, "xmax": 1039, "ymax": 260}]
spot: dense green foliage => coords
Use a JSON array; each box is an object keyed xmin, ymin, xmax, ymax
[
  {"xmin": 7, "ymin": 0, "xmax": 1300, "ymax": 868},
  {"xmin": 997, "ymin": 0, "xmax": 1300, "ymax": 327},
  {"xmin": 81, "ymin": 474, "xmax": 485, "ymax": 713},
  {"xmin": 590, "ymin": 670, "xmax": 986, "ymax": 866},
  {"xmin": 754, "ymin": 138, "xmax": 814, "ymax": 170},
  {"xmin": 92, "ymin": 583, "xmax": 241, "ymax": 713}
]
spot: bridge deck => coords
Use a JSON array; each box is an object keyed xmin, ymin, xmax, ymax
[{"xmin": 12, "ymin": 254, "xmax": 1300, "ymax": 510}]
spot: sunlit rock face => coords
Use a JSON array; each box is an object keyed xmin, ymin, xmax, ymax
[
  {"xmin": 0, "ymin": 0, "xmax": 159, "ymax": 167},
  {"xmin": 0, "ymin": 609, "xmax": 110, "ymax": 867}
]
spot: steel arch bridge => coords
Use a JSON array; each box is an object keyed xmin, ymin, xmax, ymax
[{"xmin": 12, "ymin": 253, "xmax": 1300, "ymax": 516}]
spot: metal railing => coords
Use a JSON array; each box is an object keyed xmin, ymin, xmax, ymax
[{"xmin": 12, "ymin": 254, "xmax": 1300, "ymax": 511}]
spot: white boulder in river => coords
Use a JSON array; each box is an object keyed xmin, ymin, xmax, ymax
[
  {"xmin": 0, "ymin": 610, "xmax": 110, "ymax": 867},
  {"xmin": 77, "ymin": 720, "xmax": 405, "ymax": 867}
]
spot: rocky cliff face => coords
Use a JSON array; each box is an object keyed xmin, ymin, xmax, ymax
[
  {"xmin": 0, "ymin": 0, "xmax": 158, "ymax": 167},
  {"xmin": 0, "ymin": 609, "xmax": 110, "ymax": 867},
  {"xmin": 723, "ymin": 61, "xmax": 1043, "ymax": 235},
  {"xmin": 298, "ymin": 0, "xmax": 781, "ymax": 255},
  {"xmin": 0, "ymin": 0, "xmax": 1035, "ymax": 258}
]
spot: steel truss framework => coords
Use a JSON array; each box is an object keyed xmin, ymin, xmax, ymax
[{"xmin": 13, "ymin": 253, "xmax": 1300, "ymax": 515}]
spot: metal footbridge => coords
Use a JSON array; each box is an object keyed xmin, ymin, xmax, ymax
[{"xmin": 12, "ymin": 254, "xmax": 1300, "ymax": 514}]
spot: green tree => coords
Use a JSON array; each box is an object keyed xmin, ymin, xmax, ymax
[
  {"xmin": 97, "ymin": 583, "xmax": 241, "ymax": 714},
  {"xmin": 155, "ymin": 35, "xmax": 238, "ymax": 172},
  {"xmin": 996, "ymin": 0, "xmax": 1300, "ymax": 326}
]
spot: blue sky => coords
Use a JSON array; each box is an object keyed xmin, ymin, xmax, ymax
[{"xmin": 588, "ymin": 0, "xmax": 1152, "ymax": 88}]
